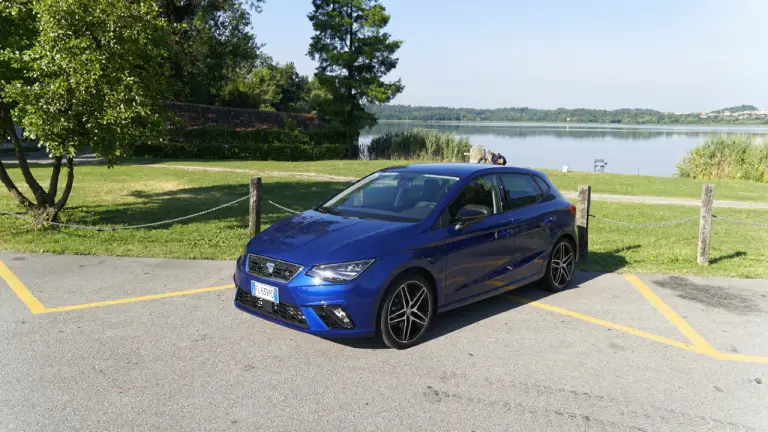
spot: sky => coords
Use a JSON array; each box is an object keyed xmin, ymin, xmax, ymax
[{"xmin": 251, "ymin": 0, "xmax": 768, "ymax": 112}]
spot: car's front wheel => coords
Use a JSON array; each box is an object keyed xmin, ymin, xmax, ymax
[
  {"xmin": 379, "ymin": 273, "xmax": 434, "ymax": 349},
  {"xmin": 540, "ymin": 238, "xmax": 576, "ymax": 292}
]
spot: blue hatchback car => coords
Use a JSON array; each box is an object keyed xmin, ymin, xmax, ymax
[{"xmin": 234, "ymin": 163, "xmax": 578, "ymax": 349}]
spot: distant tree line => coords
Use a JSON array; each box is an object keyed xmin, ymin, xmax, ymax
[{"xmin": 366, "ymin": 105, "xmax": 768, "ymax": 125}]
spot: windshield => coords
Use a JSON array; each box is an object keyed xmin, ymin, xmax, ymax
[{"xmin": 319, "ymin": 172, "xmax": 459, "ymax": 222}]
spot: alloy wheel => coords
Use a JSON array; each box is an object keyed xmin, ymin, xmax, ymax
[
  {"xmin": 386, "ymin": 281, "xmax": 431, "ymax": 344},
  {"xmin": 551, "ymin": 241, "xmax": 574, "ymax": 288}
]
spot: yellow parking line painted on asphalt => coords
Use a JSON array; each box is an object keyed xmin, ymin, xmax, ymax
[
  {"xmin": 0, "ymin": 258, "xmax": 46, "ymax": 314},
  {"xmin": 624, "ymin": 274, "xmax": 719, "ymax": 355},
  {"xmin": 506, "ymin": 295, "xmax": 703, "ymax": 354},
  {"xmin": 42, "ymin": 284, "xmax": 236, "ymax": 313},
  {"xmin": 714, "ymin": 352, "xmax": 768, "ymax": 364}
]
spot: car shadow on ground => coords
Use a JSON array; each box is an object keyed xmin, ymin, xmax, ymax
[
  {"xmin": 577, "ymin": 245, "xmax": 639, "ymax": 276},
  {"xmin": 331, "ymin": 270, "xmax": 623, "ymax": 350}
]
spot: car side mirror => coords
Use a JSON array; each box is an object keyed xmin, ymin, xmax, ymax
[{"xmin": 454, "ymin": 205, "xmax": 491, "ymax": 229}]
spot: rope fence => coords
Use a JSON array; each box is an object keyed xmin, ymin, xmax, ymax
[
  {"xmin": 0, "ymin": 177, "xmax": 766, "ymax": 266},
  {"xmin": 0, "ymin": 193, "xmax": 309, "ymax": 231},
  {"xmin": 576, "ymin": 184, "xmax": 768, "ymax": 266},
  {"xmin": 589, "ymin": 213, "xmax": 768, "ymax": 228},
  {"xmin": 588, "ymin": 214, "xmax": 699, "ymax": 227},
  {"xmin": 267, "ymin": 200, "xmax": 301, "ymax": 215},
  {"xmin": 0, "ymin": 193, "xmax": 257, "ymax": 231},
  {"xmin": 712, "ymin": 215, "xmax": 768, "ymax": 228}
]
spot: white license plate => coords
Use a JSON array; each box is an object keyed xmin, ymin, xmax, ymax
[{"xmin": 251, "ymin": 281, "xmax": 279, "ymax": 303}]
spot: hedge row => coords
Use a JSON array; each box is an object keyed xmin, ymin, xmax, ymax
[{"xmin": 132, "ymin": 127, "xmax": 347, "ymax": 161}]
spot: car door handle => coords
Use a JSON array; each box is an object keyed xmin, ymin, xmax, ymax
[
  {"xmin": 541, "ymin": 216, "xmax": 556, "ymax": 227},
  {"xmin": 495, "ymin": 228, "xmax": 515, "ymax": 239}
]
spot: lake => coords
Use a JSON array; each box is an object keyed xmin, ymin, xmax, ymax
[{"xmin": 360, "ymin": 122, "xmax": 768, "ymax": 177}]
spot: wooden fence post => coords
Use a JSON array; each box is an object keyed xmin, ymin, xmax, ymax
[
  {"xmin": 576, "ymin": 185, "xmax": 591, "ymax": 260},
  {"xmin": 249, "ymin": 176, "xmax": 262, "ymax": 237},
  {"xmin": 697, "ymin": 184, "xmax": 714, "ymax": 265}
]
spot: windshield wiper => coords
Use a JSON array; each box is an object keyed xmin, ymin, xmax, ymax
[{"xmin": 316, "ymin": 207, "xmax": 340, "ymax": 216}]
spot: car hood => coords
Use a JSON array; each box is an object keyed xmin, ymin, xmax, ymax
[{"xmin": 247, "ymin": 210, "xmax": 416, "ymax": 265}]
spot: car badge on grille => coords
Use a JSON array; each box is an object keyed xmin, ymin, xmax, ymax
[{"xmin": 265, "ymin": 262, "xmax": 275, "ymax": 274}]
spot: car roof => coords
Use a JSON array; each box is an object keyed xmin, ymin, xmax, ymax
[{"xmin": 379, "ymin": 163, "xmax": 546, "ymax": 179}]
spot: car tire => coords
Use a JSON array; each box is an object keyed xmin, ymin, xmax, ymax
[
  {"xmin": 379, "ymin": 273, "xmax": 435, "ymax": 350},
  {"xmin": 540, "ymin": 238, "xmax": 576, "ymax": 293}
]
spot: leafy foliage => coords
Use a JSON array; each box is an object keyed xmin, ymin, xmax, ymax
[
  {"xmin": 219, "ymin": 62, "xmax": 311, "ymax": 112},
  {"xmin": 156, "ymin": 0, "xmax": 265, "ymax": 105},
  {"xmin": 366, "ymin": 129, "xmax": 470, "ymax": 162},
  {"xmin": 4, "ymin": 0, "xmax": 174, "ymax": 160},
  {"xmin": 367, "ymin": 104, "xmax": 768, "ymax": 125},
  {"xmin": 677, "ymin": 136, "xmax": 768, "ymax": 183},
  {"xmin": 0, "ymin": 0, "xmax": 175, "ymax": 221},
  {"xmin": 308, "ymin": 0, "xmax": 404, "ymax": 158},
  {"xmin": 0, "ymin": 0, "xmax": 36, "ymax": 90}
]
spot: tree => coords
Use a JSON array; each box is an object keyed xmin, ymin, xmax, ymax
[
  {"xmin": 273, "ymin": 63, "xmax": 311, "ymax": 112},
  {"xmin": 308, "ymin": 0, "xmax": 403, "ymax": 158},
  {"xmin": 155, "ymin": 0, "xmax": 265, "ymax": 105},
  {"xmin": 218, "ymin": 62, "xmax": 311, "ymax": 112},
  {"xmin": 0, "ymin": 0, "xmax": 174, "ymax": 222}
]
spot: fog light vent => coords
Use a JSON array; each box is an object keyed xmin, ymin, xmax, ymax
[{"xmin": 314, "ymin": 306, "xmax": 355, "ymax": 329}]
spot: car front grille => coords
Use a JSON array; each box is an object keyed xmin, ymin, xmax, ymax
[
  {"xmin": 247, "ymin": 254, "xmax": 303, "ymax": 283},
  {"xmin": 235, "ymin": 289, "xmax": 308, "ymax": 328}
]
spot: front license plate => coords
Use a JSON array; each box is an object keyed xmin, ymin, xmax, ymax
[{"xmin": 251, "ymin": 281, "xmax": 279, "ymax": 304}]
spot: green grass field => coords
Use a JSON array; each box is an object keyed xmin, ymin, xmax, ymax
[
  {"xmin": 1, "ymin": 161, "xmax": 767, "ymax": 278},
  {"xmin": 142, "ymin": 159, "xmax": 768, "ymax": 203}
]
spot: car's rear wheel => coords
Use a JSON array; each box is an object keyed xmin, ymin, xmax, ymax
[
  {"xmin": 540, "ymin": 238, "xmax": 575, "ymax": 292},
  {"xmin": 379, "ymin": 273, "xmax": 434, "ymax": 349}
]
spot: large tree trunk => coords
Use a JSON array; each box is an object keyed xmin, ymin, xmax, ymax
[
  {"xmin": 0, "ymin": 160, "xmax": 35, "ymax": 212},
  {"xmin": 1, "ymin": 104, "xmax": 48, "ymax": 206},
  {"xmin": 0, "ymin": 103, "xmax": 37, "ymax": 211},
  {"xmin": 0, "ymin": 103, "xmax": 73, "ymax": 224},
  {"xmin": 51, "ymin": 156, "xmax": 75, "ymax": 222},
  {"xmin": 48, "ymin": 155, "xmax": 63, "ymax": 202}
]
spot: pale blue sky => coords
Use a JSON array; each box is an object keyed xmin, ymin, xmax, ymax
[{"xmin": 252, "ymin": 0, "xmax": 767, "ymax": 112}]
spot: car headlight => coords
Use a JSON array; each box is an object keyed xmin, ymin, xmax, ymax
[{"xmin": 306, "ymin": 259, "xmax": 374, "ymax": 282}]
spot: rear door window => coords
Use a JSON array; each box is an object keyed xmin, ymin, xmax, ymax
[
  {"xmin": 498, "ymin": 174, "xmax": 543, "ymax": 211},
  {"xmin": 446, "ymin": 176, "xmax": 498, "ymax": 222}
]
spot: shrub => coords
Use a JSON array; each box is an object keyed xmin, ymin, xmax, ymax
[
  {"xmin": 676, "ymin": 136, "xmax": 768, "ymax": 183},
  {"xmin": 366, "ymin": 129, "xmax": 471, "ymax": 162},
  {"xmin": 131, "ymin": 127, "xmax": 346, "ymax": 161}
]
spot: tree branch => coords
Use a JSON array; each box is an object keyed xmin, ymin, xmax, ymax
[
  {"xmin": 48, "ymin": 155, "xmax": 63, "ymax": 203},
  {"xmin": 0, "ymin": 104, "xmax": 36, "ymax": 211},
  {"xmin": 0, "ymin": 104, "xmax": 48, "ymax": 206},
  {"xmin": 0, "ymin": 160, "xmax": 35, "ymax": 211},
  {"xmin": 54, "ymin": 156, "xmax": 74, "ymax": 212}
]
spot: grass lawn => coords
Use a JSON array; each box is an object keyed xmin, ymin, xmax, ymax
[
  {"xmin": 1, "ymin": 162, "xmax": 767, "ymax": 278},
  {"xmin": 140, "ymin": 159, "xmax": 768, "ymax": 203}
]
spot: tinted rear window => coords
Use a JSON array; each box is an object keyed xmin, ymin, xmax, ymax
[{"xmin": 533, "ymin": 175, "xmax": 550, "ymax": 193}]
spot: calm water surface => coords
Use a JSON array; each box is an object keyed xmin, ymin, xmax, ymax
[{"xmin": 360, "ymin": 122, "xmax": 768, "ymax": 177}]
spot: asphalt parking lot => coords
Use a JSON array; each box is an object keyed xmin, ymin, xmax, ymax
[{"xmin": 1, "ymin": 252, "xmax": 767, "ymax": 431}]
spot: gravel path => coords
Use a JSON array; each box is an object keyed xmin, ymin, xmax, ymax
[{"xmin": 151, "ymin": 164, "xmax": 768, "ymax": 210}]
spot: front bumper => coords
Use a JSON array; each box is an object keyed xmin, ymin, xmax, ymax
[{"xmin": 233, "ymin": 256, "xmax": 379, "ymax": 339}]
